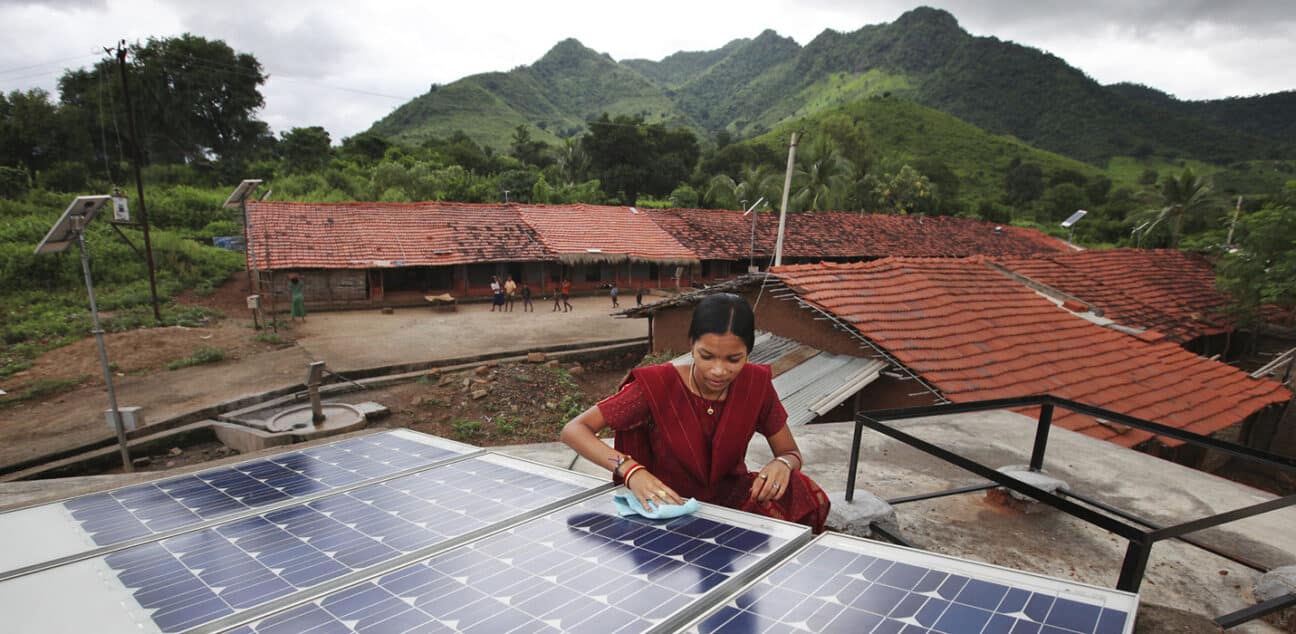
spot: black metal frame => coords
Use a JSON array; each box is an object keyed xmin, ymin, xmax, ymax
[{"xmin": 846, "ymin": 394, "xmax": 1296, "ymax": 626}]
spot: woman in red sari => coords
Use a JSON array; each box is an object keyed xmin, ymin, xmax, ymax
[{"xmin": 561, "ymin": 293, "xmax": 830, "ymax": 532}]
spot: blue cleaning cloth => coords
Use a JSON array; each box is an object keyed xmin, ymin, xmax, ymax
[{"xmin": 613, "ymin": 492, "xmax": 701, "ymax": 519}]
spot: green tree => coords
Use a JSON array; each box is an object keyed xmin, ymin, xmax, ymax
[
  {"xmin": 509, "ymin": 125, "xmax": 552, "ymax": 168},
  {"xmin": 581, "ymin": 113, "xmax": 698, "ymax": 205},
  {"xmin": 340, "ymin": 132, "xmax": 391, "ymax": 163},
  {"xmin": 59, "ymin": 34, "xmax": 271, "ymax": 165},
  {"xmin": 792, "ymin": 137, "xmax": 854, "ymax": 212},
  {"xmin": 0, "ymin": 89, "xmax": 90, "ymax": 175},
  {"xmin": 278, "ymin": 126, "xmax": 331, "ymax": 173},
  {"xmin": 1217, "ymin": 204, "xmax": 1296, "ymax": 328},
  {"xmin": 705, "ymin": 164, "xmax": 776, "ymax": 210},
  {"xmin": 1004, "ymin": 159, "xmax": 1044, "ymax": 205},
  {"xmin": 1041, "ymin": 182, "xmax": 1087, "ymax": 223},
  {"xmin": 873, "ymin": 165, "xmax": 933, "ymax": 215},
  {"xmin": 1136, "ymin": 168, "xmax": 1215, "ymax": 248}
]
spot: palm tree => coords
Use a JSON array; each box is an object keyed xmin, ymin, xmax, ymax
[
  {"xmin": 1136, "ymin": 168, "xmax": 1214, "ymax": 248},
  {"xmin": 706, "ymin": 164, "xmax": 777, "ymax": 210},
  {"xmin": 791, "ymin": 137, "xmax": 854, "ymax": 212}
]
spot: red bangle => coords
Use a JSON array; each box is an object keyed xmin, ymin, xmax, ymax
[{"xmin": 621, "ymin": 464, "xmax": 645, "ymax": 486}]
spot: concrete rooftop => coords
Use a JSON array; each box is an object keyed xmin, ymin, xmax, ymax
[{"xmin": 4, "ymin": 410, "xmax": 1293, "ymax": 632}]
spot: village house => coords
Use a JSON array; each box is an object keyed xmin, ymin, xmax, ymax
[
  {"xmin": 623, "ymin": 257, "xmax": 1292, "ymax": 468},
  {"xmin": 244, "ymin": 199, "xmax": 1071, "ymax": 310}
]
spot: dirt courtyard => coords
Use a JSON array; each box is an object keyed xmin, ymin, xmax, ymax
[{"xmin": 0, "ymin": 274, "xmax": 649, "ymax": 469}]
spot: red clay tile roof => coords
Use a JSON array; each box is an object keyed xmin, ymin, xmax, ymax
[
  {"xmin": 772, "ymin": 258, "xmax": 1290, "ymax": 447},
  {"xmin": 646, "ymin": 208, "xmax": 1072, "ymax": 260},
  {"xmin": 246, "ymin": 201, "xmax": 552, "ymax": 269},
  {"xmin": 517, "ymin": 204, "xmax": 697, "ymax": 264},
  {"xmin": 996, "ymin": 249, "xmax": 1232, "ymax": 344}
]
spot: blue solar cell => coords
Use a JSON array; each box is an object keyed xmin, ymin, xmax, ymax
[
  {"xmin": 691, "ymin": 538, "xmax": 1134, "ymax": 634},
  {"xmin": 60, "ymin": 432, "xmax": 464, "ymax": 549},
  {"xmin": 240, "ymin": 496, "xmax": 798, "ymax": 633},
  {"xmin": 91, "ymin": 456, "xmax": 589, "ymax": 633}
]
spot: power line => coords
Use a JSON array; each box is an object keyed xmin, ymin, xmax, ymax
[{"xmin": 0, "ymin": 51, "xmax": 99, "ymax": 77}]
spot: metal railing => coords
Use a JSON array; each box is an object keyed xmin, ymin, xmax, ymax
[{"xmin": 846, "ymin": 394, "xmax": 1296, "ymax": 628}]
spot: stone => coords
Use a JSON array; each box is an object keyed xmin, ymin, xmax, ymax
[
  {"xmin": 527, "ymin": 352, "xmax": 546, "ymax": 363},
  {"xmin": 545, "ymin": 360, "xmax": 560, "ymax": 367},
  {"xmin": 472, "ymin": 377, "xmax": 490, "ymax": 384},
  {"xmin": 995, "ymin": 465, "xmax": 1070, "ymax": 503},
  {"xmin": 486, "ymin": 360, "xmax": 499, "ymax": 368},
  {"xmin": 510, "ymin": 405, "xmax": 519, "ymax": 413},
  {"xmin": 544, "ymin": 402, "xmax": 555, "ymax": 410},
  {"xmin": 165, "ymin": 460, "xmax": 176, "ymax": 468},
  {"xmin": 471, "ymin": 389, "xmax": 489, "ymax": 400},
  {"xmin": 462, "ymin": 377, "xmax": 472, "ymax": 389},
  {"xmin": 131, "ymin": 456, "xmax": 152, "ymax": 467},
  {"xmin": 381, "ymin": 307, "xmax": 394, "ymax": 314},
  {"xmin": 1255, "ymin": 565, "xmax": 1296, "ymax": 602},
  {"xmin": 568, "ymin": 364, "xmax": 584, "ymax": 376},
  {"xmin": 474, "ymin": 365, "xmax": 491, "ymax": 376},
  {"xmin": 825, "ymin": 490, "xmax": 899, "ymax": 538},
  {"xmin": 168, "ymin": 446, "xmax": 183, "ymax": 457}
]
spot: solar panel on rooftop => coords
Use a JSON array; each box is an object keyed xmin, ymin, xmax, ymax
[
  {"xmin": 685, "ymin": 533, "xmax": 1137, "ymax": 634},
  {"xmin": 0, "ymin": 451, "xmax": 606, "ymax": 633},
  {"xmin": 234, "ymin": 495, "xmax": 810, "ymax": 633},
  {"xmin": 0, "ymin": 430, "xmax": 475, "ymax": 577}
]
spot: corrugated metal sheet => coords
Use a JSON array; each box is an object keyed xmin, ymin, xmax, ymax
[{"xmin": 672, "ymin": 332, "xmax": 885, "ymax": 426}]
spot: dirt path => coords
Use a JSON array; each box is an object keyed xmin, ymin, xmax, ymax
[{"xmin": 0, "ymin": 275, "xmax": 648, "ymax": 469}]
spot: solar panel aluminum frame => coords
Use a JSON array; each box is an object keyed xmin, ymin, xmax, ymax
[
  {"xmin": 186, "ymin": 452, "xmax": 617, "ymax": 634},
  {"xmin": 679, "ymin": 532, "xmax": 1139, "ymax": 634},
  {"xmin": 0, "ymin": 430, "xmax": 481, "ymax": 581}
]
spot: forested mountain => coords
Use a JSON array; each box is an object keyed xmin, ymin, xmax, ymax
[{"xmin": 367, "ymin": 7, "xmax": 1293, "ymax": 165}]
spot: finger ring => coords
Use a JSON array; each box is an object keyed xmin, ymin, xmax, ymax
[
  {"xmin": 657, "ymin": 490, "xmax": 668, "ymax": 498},
  {"xmin": 759, "ymin": 474, "xmax": 768, "ymax": 480},
  {"xmin": 772, "ymin": 482, "xmax": 780, "ymax": 490}
]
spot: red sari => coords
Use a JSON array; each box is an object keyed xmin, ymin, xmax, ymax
[{"xmin": 598, "ymin": 362, "xmax": 830, "ymax": 533}]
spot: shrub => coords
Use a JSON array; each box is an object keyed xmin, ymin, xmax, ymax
[
  {"xmin": 452, "ymin": 418, "xmax": 483, "ymax": 440},
  {"xmin": 165, "ymin": 346, "xmax": 225, "ymax": 370}
]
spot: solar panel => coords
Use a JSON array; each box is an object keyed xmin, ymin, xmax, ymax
[
  {"xmin": 0, "ymin": 452, "xmax": 606, "ymax": 633},
  {"xmin": 0, "ymin": 430, "xmax": 475, "ymax": 577},
  {"xmin": 685, "ymin": 533, "xmax": 1138, "ymax": 634},
  {"xmin": 233, "ymin": 495, "xmax": 811, "ymax": 633}
]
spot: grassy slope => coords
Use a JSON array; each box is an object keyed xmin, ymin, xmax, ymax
[{"xmin": 750, "ymin": 97, "xmax": 1104, "ymax": 204}]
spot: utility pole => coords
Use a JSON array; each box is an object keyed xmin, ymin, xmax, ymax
[
  {"xmin": 774, "ymin": 131, "xmax": 798, "ymax": 267},
  {"xmin": 1225, "ymin": 196, "xmax": 1243, "ymax": 248},
  {"xmin": 114, "ymin": 42, "xmax": 162, "ymax": 323}
]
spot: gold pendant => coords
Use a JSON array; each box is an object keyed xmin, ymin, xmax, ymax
[{"xmin": 707, "ymin": 406, "xmax": 714, "ymax": 415}]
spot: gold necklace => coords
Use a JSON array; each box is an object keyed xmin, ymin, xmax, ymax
[{"xmin": 689, "ymin": 364, "xmax": 729, "ymax": 415}]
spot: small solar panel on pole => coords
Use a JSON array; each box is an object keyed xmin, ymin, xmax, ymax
[{"xmin": 34, "ymin": 196, "xmax": 133, "ymax": 472}]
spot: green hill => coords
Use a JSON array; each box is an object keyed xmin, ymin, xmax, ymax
[
  {"xmin": 369, "ymin": 39, "xmax": 696, "ymax": 149},
  {"xmin": 367, "ymin": 6, "xmax": 1293, "ymax": 165}
]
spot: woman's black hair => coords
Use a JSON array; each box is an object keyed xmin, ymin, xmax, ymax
[{"xmin": 688, "ymin": 293, "xmax": 755, "ymax": 352}]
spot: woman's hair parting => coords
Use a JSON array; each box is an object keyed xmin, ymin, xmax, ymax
[{"xmin": 688, "ymin": 293, "xmax": 755, "ymax": 352}]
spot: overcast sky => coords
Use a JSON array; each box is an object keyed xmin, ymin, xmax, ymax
[{"xmin": 2, "ymin": 0, "xmax": 1293, "ymax": 142}]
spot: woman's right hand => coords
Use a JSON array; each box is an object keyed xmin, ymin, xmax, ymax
[{"xmin": 626, "ymin": 467, "xmax": 684, "ymax": 509}]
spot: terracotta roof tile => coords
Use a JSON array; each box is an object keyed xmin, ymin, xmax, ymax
[
  {"xmin": 773, "ymin": 258, "xmax": 1291, "ymax": 448},
  {"xmin": 246, "ymin": 201, "xmax": 552, "ymax": 269},
  {"xmin": 996, "ymin": 249, "xmax": 1232, "ymax": 343},
  {"xmin": 517, "ymin": 204, "xmax": 697, "ymax": 263},
  {"xmin": 647, "ymin": 208, "xmax": 1071, "ymax": 260}
]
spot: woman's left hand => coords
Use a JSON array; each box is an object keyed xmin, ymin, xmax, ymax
[{"xmin": 750, "ymin": 458, "xmax": 791, "ymax": 503}]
